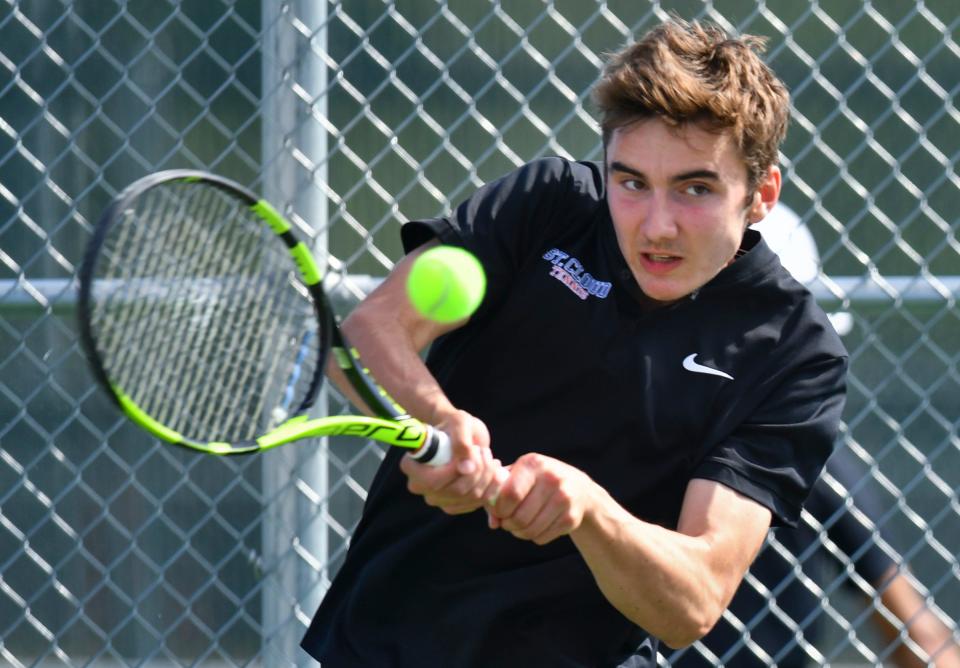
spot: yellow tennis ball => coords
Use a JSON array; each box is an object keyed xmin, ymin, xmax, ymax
[{"xmin": 406, "ymin": 245, "xmax": 486, "ymax": 323}]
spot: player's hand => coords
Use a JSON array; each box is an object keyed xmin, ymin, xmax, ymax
[
  {"xmin": 400, "ymin": 409, "xmax": 502, "ymax": 514},
  {"xmin": 486, "ymin": 453, "xmax": 596, "ymax": 545}
]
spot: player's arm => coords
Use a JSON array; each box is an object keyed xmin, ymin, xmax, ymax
[
  {"xmin": 324, "ymin": 241, "xmax": 448, "ymax": 417},
  {"xmin": 330, "ymin": 241, "xmax": 501, "ymax": 507},
  {"xmin": 489, "ymin": 458, "xmax": 771, "ymax": 648},
  {"xmin": 871, "ymin": 568, "xmax": 960, "ymax": 668}
]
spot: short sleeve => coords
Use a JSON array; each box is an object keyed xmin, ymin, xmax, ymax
[{"xmin": 693, "ymin": 351, "xmax": 848, "ymax": 527}]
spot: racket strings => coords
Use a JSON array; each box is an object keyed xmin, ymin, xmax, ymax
[
  {"xmin": 175, "ymin": 187, "xmax": 262, "ymax": 434},
  {"xmin": 99, "ymin": 186, "xmax": 231, "ymax": 433},
  {"xmin": 159, "ymin": 188, "xmax": 308, "ymax": 436},
  {"xmin": 134, "ymin": 189, "xmax": 216, "ymax": 428},
  {"xmin": 244, "ymin": 277, "xmax": 315, "ymax": 426},
  {"xmin": 133, "ymin": 189, "xmax": 239, "ymax": 430},
  {"xmin": 90, "ymin": 181, "xmax": 322, "ymax": 442},
  {"xmin": 97, "ymin": 195, "xmax": 188, "ymax": 414}
]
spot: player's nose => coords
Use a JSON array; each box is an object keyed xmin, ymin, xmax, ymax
[{"xmin": 640, "ymin": 194, "xmax": 678, "ymax": 242}]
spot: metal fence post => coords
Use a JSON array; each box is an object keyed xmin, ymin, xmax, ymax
[{"xmin": 261, "ymin": 1, "xmax": 329, "ymax": 665}]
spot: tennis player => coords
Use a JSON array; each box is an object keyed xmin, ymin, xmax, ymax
[{"xmin": 301, "ymin": 18, "xmax": 848, "ymax": 667}]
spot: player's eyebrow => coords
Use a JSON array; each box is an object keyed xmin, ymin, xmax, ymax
[
  {"xmin": 609, "ymin": 161, "xmax": 720, "ymax": 183},
  {"xmin": 671, "ymin": 169, "xmax": 720, "ymax": 182}
]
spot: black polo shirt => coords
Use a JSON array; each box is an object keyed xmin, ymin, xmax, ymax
[{"xmin": 302, "ymin": 157, "xmax": 848, "ymax": 667}]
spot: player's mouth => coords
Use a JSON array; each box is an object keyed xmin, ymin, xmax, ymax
[{"xmin": 639, "ymin": 252, "xmax": 682, "ymax": 275}]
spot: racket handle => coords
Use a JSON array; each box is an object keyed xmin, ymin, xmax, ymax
[{"xmin": 409, "ymin": 426, "xmax": 451, "ymax": 466}]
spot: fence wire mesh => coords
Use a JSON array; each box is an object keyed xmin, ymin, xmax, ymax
[{"xmin": 1, "ymin": 1, "xmax": 958, "ymax": 666}]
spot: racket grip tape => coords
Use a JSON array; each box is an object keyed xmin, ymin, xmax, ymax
[{"xmin": 409, "ymin": 426, "xmax": 452, "ymax": 466}]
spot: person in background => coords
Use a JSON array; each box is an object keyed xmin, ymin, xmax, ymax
[{"xmin": 667, "ymin": 204, "xmax": 960, "ymax": 667}]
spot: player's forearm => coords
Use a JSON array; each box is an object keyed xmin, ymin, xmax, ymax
[
  {"xmin": 324, "ymin": 355, "xmax": 376, "ymax": 416},
  {"xmin": 339, "ymin": 306, "xmax": 456, "ymax": 425},
  {"xmin": 491, "ymin": 460, "xmax": 769, "ymax": 648},
  {"xmin": 330, "ymin": 242, "xmax": 461, "ymax": 424},
  {"xmin": 875, "ymin": 573, "xmax": 960, "ymax": 668},
  {"xmin": 886, "ymin": 616, "xmax": 960, "ymax": 668},
  {"xmin": 570, "ymin": 489, "xmax": 733, "ymax": 648}
]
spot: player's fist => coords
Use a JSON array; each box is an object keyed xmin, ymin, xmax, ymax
[{"xmin": 488, "ymin": 453, "xmax": 596, "ymax": 545}]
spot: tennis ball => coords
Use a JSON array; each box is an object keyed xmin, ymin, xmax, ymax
[{"xmin": 406, "ymin": 245, "xmax": 486, "ymax": 323}]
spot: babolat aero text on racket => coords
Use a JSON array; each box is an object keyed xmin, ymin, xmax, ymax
[{"xmin": 77, "ymin": 170, "xmax": 450, "ymax": 465}]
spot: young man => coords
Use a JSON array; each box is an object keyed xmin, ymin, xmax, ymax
[{"xmin": 301, "ymin": 19, "xmax": 848, "ymax": 667}]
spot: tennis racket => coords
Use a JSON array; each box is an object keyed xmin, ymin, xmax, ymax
[{"xmin": 77, "ymin": 170, "xmax": 450, "ymax": 465}]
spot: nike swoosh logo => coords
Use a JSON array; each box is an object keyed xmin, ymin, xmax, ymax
[{"xmin": 682, "ymin": 354, "xmax": 734, "ymax": 380}]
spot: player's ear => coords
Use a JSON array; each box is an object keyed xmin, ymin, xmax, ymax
[{"xmin": 748, "ymin": 166, "xmax": 782, "ymax": 224}]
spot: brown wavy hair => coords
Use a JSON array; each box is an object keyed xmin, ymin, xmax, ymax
[{"xmin": 593, "ymin": 19, "xmax": 790, "ymax": 192}]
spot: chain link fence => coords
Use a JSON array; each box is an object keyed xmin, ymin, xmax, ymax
[{"xmin": 1, "ymin": 1, "xmax": 957, "ymax": 665}]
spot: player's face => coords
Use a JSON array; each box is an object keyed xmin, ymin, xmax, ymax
[{"xmin": 605, "ymin": 118, "xmax": 780, "ymax": 304}]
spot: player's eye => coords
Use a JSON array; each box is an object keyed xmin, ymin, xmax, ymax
[{"xmin": 683, "ymin": 183, "xmax": 711, "ymax": 196}]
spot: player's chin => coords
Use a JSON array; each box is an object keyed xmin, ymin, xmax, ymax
[{"xmin": 635, "ymin": 276, "xmax": 697, "ymax": 303}]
